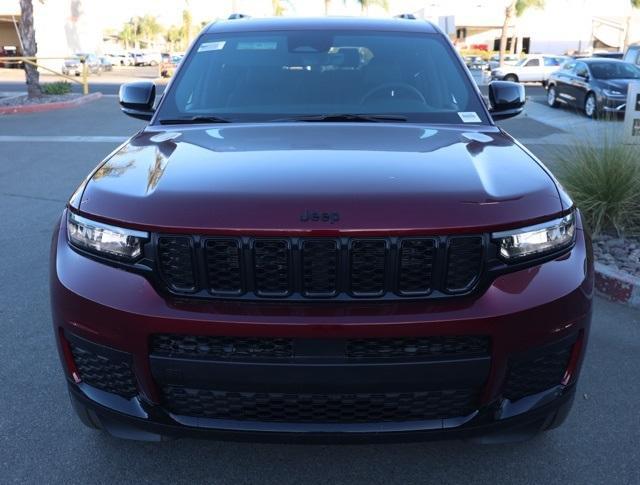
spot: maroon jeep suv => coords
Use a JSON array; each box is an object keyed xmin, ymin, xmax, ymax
[{"xmin": 51, "ymin": 17, "xmax": 592, "ymax": 443}]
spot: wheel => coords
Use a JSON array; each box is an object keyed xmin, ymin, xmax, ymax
[
  {"xmin": 584, "ymin": 93, "xmax": 598, "ymax": 119},
  {"xmin": 547, "ymin": 86, "xmax": 558, "ymax": 108},
  {"xmin": 504, "ymin": 74, "xmax": 518, "ymax": 82},
  {"xmin": 150, "ymin": 60, "xmax": 158, "ymax": 66}
]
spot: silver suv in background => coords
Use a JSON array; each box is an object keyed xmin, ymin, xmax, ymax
[{"xmin": 491, "ymin": 54, "xmax": 567, "ymax": 84}]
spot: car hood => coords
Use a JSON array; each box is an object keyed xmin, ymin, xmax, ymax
[
  {"xmin": 78, "ymin": 124, "xmax": 562, "ymax": 233},
  {"xmin": 600, "ymin": 78, "xmax": 635, "ymax": 92}
]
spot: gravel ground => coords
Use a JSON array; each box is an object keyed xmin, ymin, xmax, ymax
[
  {"xmin": 0, "ymin": 92, "xmax": 82, "ymax": 106},
  {"xmin": 593, "ymin": 234, "xmax": 640, "ymax": 277}
]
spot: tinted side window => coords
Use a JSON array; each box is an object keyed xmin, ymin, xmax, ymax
[
  {"xmin": 544, "ymin": 57, "xmax": 559, "ymax": 66},
  {"xmin": 624, "ymin": 47, "xmax": 639, "ymax": 64},
  {"xmin": 575, "ymin": 63, "xmax": 588, "ymax": 77},
  {"xmin": 525, "ymin": 58, "xmax": 540, "ymax": 67}
]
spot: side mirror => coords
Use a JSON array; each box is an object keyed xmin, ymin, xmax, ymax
[
  {"xmin": 488, "ymin": 81, "xmax": 525, "ymax": 120},
  {"xmin": 119, "ymin": 81, "xmax": 155, "ymax": 121}
]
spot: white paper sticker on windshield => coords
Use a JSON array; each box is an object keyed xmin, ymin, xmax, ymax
[
  {"xmin": 198, "ymin": 41, "xmax": 226, "ymax": 52},
  {"xmin": 458, "ymin": 112, "xmax": 481, "ymax": 123}
]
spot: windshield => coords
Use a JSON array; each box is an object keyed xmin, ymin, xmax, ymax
[
  {"xmin": 589, "ymin": 61, "xmax": 640, "ymax": 79},
  {"xmin": 156, "ymin": 30, "xmax": 488, "ymax": 124},
  {"xmin": 514, "ymin": 58, "xmax": 528, "ymax": 66}
]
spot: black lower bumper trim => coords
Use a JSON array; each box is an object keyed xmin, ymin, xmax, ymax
[{"xmin": 67, "ymin": 382, "xmax": 575, "ymax": 444}]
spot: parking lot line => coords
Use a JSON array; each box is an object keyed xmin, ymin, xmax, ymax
[{"xmin": 0, "ymin": 135, "xmax": 126, "ymax": 143}]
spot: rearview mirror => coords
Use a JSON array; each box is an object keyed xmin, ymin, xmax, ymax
[
  {"xmin": 488, "ymin": 81, "xmax": 525, "ymax": 120},
  {"xmin": 119, "ymin": 81, "xmax": 155, "ymax": 121}
]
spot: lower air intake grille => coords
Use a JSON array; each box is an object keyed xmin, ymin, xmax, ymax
[
  {"xmin": 347, "ymin": 336, "xmax": 490, "ymax": 360},
  {"xmin": 151, "ymin": 334, "xmax": 294, "ymax": 360},
  {"xmin": 162, "ymin": 387, "xmax": 479, "ymax": 423},
  {"xmin": 70, "ymin": 340, "xmax": 137, "ymax": 398},
  {"xmin": 503, "ymin": 345, "xmax": 572, "ymax": 401}
]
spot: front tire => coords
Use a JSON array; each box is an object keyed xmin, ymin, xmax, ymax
[
  {"xmin": 584, "ymin": 93, "xmax": 598, "ymax": 119},
  {"xmin": 504, "ymin": 74, "xmax": 518, "ymax": 82},
  {"xmin": 547, "ymin": 86, "xmax": 559, "ymax": 108}
]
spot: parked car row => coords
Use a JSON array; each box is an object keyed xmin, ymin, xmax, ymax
[{"xmin": 546, "ymin": 58, "xmax": 640, "ymax": 118}]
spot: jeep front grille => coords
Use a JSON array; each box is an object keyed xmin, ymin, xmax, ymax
[{"xmin": 155, "ymin": 235, "xmax": 485, "ymax": 300}]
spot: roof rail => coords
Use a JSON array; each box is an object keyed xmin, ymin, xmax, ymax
[
  {"xmin": 228, "ymin": 13, "xmax": 251, "ymax": 20},
  {"xmin": 394, "ymin": 13, "xmax": 417, "ymax": 20}
]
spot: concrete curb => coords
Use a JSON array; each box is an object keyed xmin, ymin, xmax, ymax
[
  {"xmin": 594, "ymin": 262, "xmax": 640, "ymax": 309},
  {"xmin": 0, "ymin": 92, "xmax": 102, "ymax": 115}
]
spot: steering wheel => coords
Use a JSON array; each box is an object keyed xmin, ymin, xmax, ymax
[{"xmin": 360, "ymin": 82, "xmax": 427, "ymax": 105}]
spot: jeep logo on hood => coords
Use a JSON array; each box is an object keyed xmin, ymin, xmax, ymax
[{"xmin": 300, "ymin": 210, "xmax": 340, "ymax": 224}]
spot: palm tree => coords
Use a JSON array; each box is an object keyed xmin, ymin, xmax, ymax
[
  {"xmin": 624, "ymin": 0, "xmax": 640, "ymax": 50},
  {"xmin": 356, "ymin": 0, "xmax": 388, "ymax": 15},
  {"xmin": 19, "ymin": 0, "xmax": 42, "ymax": 98},
  {"xmin": 165, "ymin": 25, "xmax": 182, "ymax": 51},
  {"xmin": 272, "ymin": 0, "xmax": 294, "ymax": 16},
  {"xmin": 138, "ymin": 15, "xmax": 162, "ymax": 48},
  {"xmin": 119, "ymin": 22, "xmax": 136, "ymax": 50},
  {"xmin": 324, "ymin": 0, "xmax": 331, "ymax": 15},
  {"xmin": 181, "ymin": 9, "xmax": 193, "ymax": 46},
  {"xmin": 499, "ymin": 0, "xmax": 544, "ymax": 67}
]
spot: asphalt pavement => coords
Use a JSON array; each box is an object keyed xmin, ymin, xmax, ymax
[{"xmin": 0, "ymin": 96, "xmax": 638, "ymax": 485}]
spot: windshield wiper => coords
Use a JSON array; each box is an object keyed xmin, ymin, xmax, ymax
[
  {"xmin": 274, "ymin": 113, "xmax": 408, "ymax": 123},
  {"xmin": 158, "ymin": 116, "xmax": 232, "ymax": 125}
]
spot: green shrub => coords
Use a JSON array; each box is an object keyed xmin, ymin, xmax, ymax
[
  {"xmin": 41, "ymin": 81, "xmax": 72, "ymax": 95},
  {"xmin": 557, "ymin": 136, "xmax": 640, "ymax": 237}
]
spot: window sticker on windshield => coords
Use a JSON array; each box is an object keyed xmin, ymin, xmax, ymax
[
  {"xmin": 458, "ymin": 112, "xmax": 481, "ymax": 123},
  {"xmin": 237, "ymin": 41, "xmax": 278, "ymax": 50},
  {"xmin": 197, "ymin": 41, "xmax": 226, "ymax": 52}
]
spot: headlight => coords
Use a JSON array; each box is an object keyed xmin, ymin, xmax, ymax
[
  {"xmin": 67, "ymin": 212, "xmax": 148, "ymax": 261},
  {"xmin": 492, "ymin": 212, "xmax": 575, "ymax": 261},
  {"xmin": 602, "ymin": 89, "xmax": 624, "ymax": 97}
]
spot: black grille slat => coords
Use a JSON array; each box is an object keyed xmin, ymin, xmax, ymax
[
  {"xmin": 398, "ymin": 239, "xmax": 436, "ymax": 295},
  {"xmin": 347, "ymin": 336, "xmax": 490, "ymax": 360},
  {"xmin": 302, "ymin": 240, "xmax": 338, "ymax": 296},
  {"xmin": 151, "ymin": 334, "xmax": 293, "ymax": 359},
  {"xmin": 205, "ymin": 239, "xmax": 242, "ymax": 294},
  {"xmin": 70, "ymin": 343, "xmax": 137, "ymax": 398},
  {"xmin": 350, "ymin": 239, "xmax": 387, "ymax": 296},
  {"xmin": 503, "ymin": 346, "xmax": 572, "ymax": 401},
  {"xmin": 163, "ymin": 387, "xmax": 479, "ymax": 423},
  {"xmin": 253, "ymin": 239, "xmax": 291, "ymax": 296},
  {"xmin": 157, "ymin": 236, "xmax": 196, "ymax": 291},
  {"xmin": 445, "ymin": 236, "xmax": 483, "ymax": 292}
]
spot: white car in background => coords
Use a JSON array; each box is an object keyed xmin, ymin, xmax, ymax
[{"xmin": 491, "ymin": 54, "xmax": 568, "ymax": 84}]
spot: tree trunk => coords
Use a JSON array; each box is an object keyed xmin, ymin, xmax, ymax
[
  {"xmin": 499, "ymin": 0, "xmax": 516, "ymax": 67},
  {"xmin": 324, "ymin": 0, "xmax": 330, "ymax": 15},
  {"xmin": 623, "ymin": 14, "xmax": 632, "ymax": 51},
  {"xmin": 19, "ymin": 0, "xmax": 42, "ymax": 98}
]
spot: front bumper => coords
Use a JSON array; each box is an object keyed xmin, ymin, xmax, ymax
[
  {"xmin": 601, "ymin": 95, "xmax": 626, "ymax": 113},
  {"xmin": 51, "ymin": 211, "xmax": 593, "ymax": 442}
]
